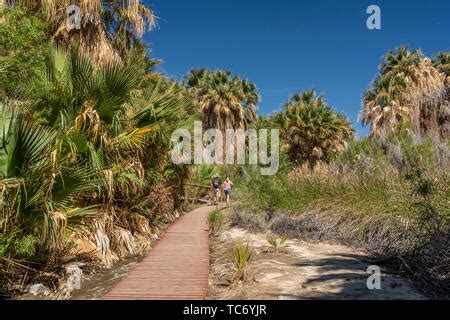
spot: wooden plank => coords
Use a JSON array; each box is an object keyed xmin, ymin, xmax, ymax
[{"xmin": 102, "ymin": 206, "xmax": 213, "ymax": 300}]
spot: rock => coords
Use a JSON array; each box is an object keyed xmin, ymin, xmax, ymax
[
  {"xmin": 29, "ymin": 284, "xmax": 50, "ymax": 296},
  {"xmin": 65, "ymin": 264, "xmax": 84, "ymax": 290}
]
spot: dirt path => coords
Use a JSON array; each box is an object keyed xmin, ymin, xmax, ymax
[
  {"xmin": 102, "ymin": 206, "xmax": 213, "ymax": 300},
  {"xmin": 207, "ymin": 228, "xmax": 426, "ymax": 300}
]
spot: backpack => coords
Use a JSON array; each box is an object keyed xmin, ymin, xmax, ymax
[{"xmin": 213, "ymin": 178, "xmax": 220, "ymax": 188}]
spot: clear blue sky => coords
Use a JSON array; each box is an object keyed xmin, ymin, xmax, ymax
[{"xmin": 143, "ymin": 0, "xmax": 450, "ymax": 136}]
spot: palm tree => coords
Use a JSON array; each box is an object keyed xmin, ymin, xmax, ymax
[
  {"xmin": 433, "ymin": 52, "xmax": 450, "ymax": 78},
  {"xmin": 433, "ymin": 52, "xmax": 450, "ymax": 139},
  {"xmin": 0, "ymin": 112, "xmax": 100, "ymax": 255},
  {"xmin": 361, "ymin": 46, "xmax": 446, "ymax": 138},
  {"xmin": 0, "ymin": 45, "xmax": 191, "ymax": 258},
  {"xmin": 360, "ymin": 74, "xmax": 412, "ymax": 136},
  {"xmin": 8, "ymin": 0, "xmax": 155, "ymax": 63},
  {"xmin": 185, "ymin": 69, "xmax": 260, "ymax": 131},
  {"xmin": 280, "ymin": 90, "xmax": 354, "ymax": 168}
]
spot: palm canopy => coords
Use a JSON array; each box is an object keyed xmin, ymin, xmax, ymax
[
  {"xmin": 277, "ymin": 90, "xmax": 354, "ymax": 167},
  {"xmin": 360, "ymin": 74, "xmax": 411, "ymax": 136},
  {"xmin": 185, "ymin": 68, "xmax": 260, "ymax": 131},
  {"xmin": 361, "ymin": 46, "xmax": 447, "ymax": 137},
  {"xmin": 9, "ymin": 0, "xmax": 156, "ymax": 63}
]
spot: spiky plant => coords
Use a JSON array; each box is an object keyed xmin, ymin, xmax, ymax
[
  {"xmin": 231, "ymin": 241, "xmax": 251, "ymax": 282},
  {"xmin": 266, "ymin": 235, "xmax": 288, "ymax": 254}
]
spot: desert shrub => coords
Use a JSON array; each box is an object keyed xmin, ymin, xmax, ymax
[
  {"xmin": 234, "ymin": 134, "xmax": 449, "ymax": 295},
  {"xmin": 208, "ymin": 209, "xmax": 224, "ymax": 235},
  {"xmin": 229, "ymin": 208, "xmax": 268, "ymax": 232}
]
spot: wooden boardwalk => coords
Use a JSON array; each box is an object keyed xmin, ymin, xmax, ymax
[{"xmin": 103, "ymin": 206, "xmax": 213, "ymax": 300}]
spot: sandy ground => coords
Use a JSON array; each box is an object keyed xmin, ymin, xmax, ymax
[{"xmin": 207, "ymin": 228, "xmax": 426, "ymax": 300}]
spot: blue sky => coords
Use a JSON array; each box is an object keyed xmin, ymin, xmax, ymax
[{"xmin": 143, "ymin": 0, "xmax": 450, "ymax": 136}]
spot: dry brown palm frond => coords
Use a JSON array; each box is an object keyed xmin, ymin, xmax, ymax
[
  {"xmin": 403, "ymin": 59, "xmax": 446, "ymax": 106},
  {"xmin": 15, "ymin": 1, "xmax": 156, "ymax": 64},
  {"xmin": 73, "ymin": 106, "xmax": 111, "ymax": 146},
  {"xmin": 111, "ymin": 226, "xmax": 137, "ymax": 258}
]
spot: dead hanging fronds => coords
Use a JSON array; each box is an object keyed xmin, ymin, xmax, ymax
[
  {"xmin": 93, "ymin": 216, "xmax": 117, "ymax": 267},
  {"xmin": 74, "ymin": 106, "xmax": 108, "ymax": 146},
  {"xmin": 101, "ymin": 169, "xmax": 115, "ymax": 204},
  {"xmin": 361, "ymin": 48, "xmax": 448, "ymax": 137},
  {"xmin": 114, "ymin": 161, "xmax": 146, "ymax": 198},
  {"xmin": 129, "ymin": 214, "xmax": 151, "ymax": 236},
  {"xmin": 111, "ymin": 226, "xmax": 137, "ymax": 258},
  {"xmin": 79, "ymin": 0, "xmax": 102, "ymax": 25},
  {"xmin": 14, "ymin": 1, "xmax": 156, "ymax": 64},
  {"xmin": 119, "ymin": 0, "xmax": 156, "ymax": 37},
  {"xmin": 405, "ymin": 58, "xmax": 447, "ymax": 106}
]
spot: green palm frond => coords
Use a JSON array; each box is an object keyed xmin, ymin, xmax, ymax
[
  {"xmin": 51, "ymin": 164, "xmax": 101, "ymax": 206},
  {"xmin": 1, "ymin": 115, "xmax": 56, "ymax": 178}
]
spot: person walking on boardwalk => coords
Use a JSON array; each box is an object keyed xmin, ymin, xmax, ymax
[
  {"xmin": 211, "ymin": 175, "xmax": 222, "ymax": 205},
  {"xmin": 222, "ymin": 177, "xmax": 233, "ymax": 205}
]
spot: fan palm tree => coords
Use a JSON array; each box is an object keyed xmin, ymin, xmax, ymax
[
  {"xmin": 1, "ymin": 44, "xmax": 192, "ymax": 258},
  {"xmin": 8, "ymin": 0, "xmax": 156, "ymax": 63},
  {"xmin": 30, "ymin": 44, "xmax": 189, "ymax": 196},
  {"xmin": 280, "ymin": 90, "xmax": 354, "ymax": 168},
  {"xmin": 185, "ymin": 69, "xmax": 260, "ymax": 131},
  {"xmin": 361, "ymin": 46, "xmax": 446, "ymax": 137},
  {"xmin": 434, "ymin": 52, "xmax": 450, "ymax": 77},
  {"xmin": 360, "ymin": 74, "xmax": 412, "ymax": 136},
  {"xmin": 0, "ymin": 112, "xmax": 100, "ymax": 255}
]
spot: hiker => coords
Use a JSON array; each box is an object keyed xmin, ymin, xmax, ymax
[
  {"xmin": 222, "ymin": 177, "xmax": 233, "ymax": 205},
  {"xmin": 211, "ymin": 175, "xmax": 222, "ymax": 205}
]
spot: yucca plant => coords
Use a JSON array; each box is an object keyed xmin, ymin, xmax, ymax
[
  {"xmin": 266, "ymin": 235, "xmax": 289, "ymax": 254},
  {"xmin": 231, "ymin": 241, "xmax": 251, "ymax": 282}
]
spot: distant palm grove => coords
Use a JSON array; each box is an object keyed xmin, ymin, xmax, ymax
[{"xmin": 0, "ymin": 1, "xmax": 449, "ymax": 299}]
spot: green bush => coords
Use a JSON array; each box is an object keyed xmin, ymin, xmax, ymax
[
  {"xmin": 208, "ymin": 209, "xmax": 225, "ymax": 234},
  {"xmin": 0, "ymin": 231, "xmax": 38, "ymax": 259},
  {"xmin": 0, "ymin": 7, "xmax": 50, "ymax": 99}
]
